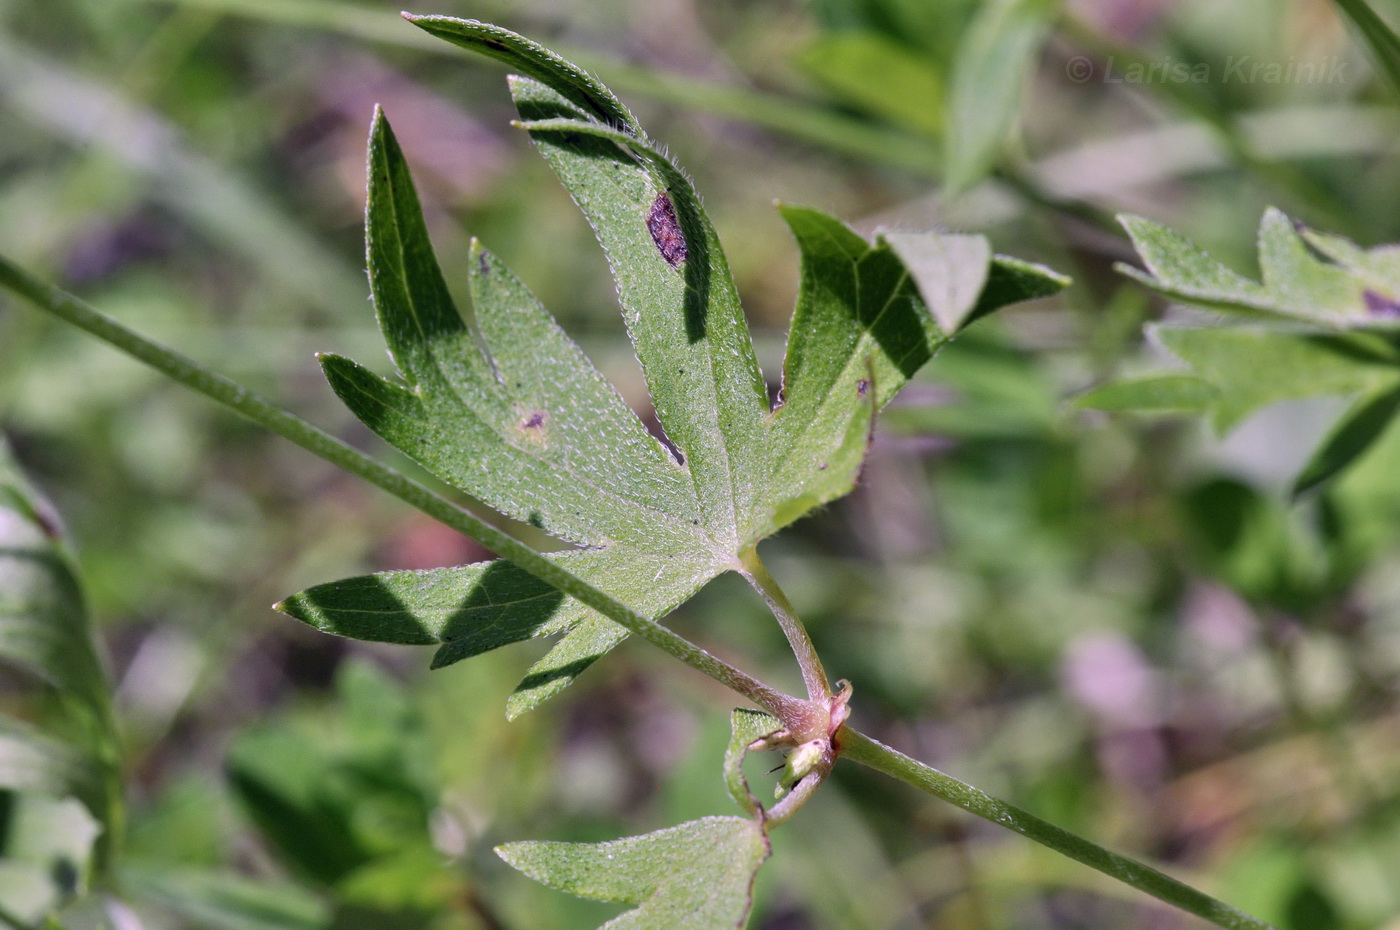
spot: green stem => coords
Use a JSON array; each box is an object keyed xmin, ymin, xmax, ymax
[
  {"xmin": 0, "ymin": 253, "xmax": 805, "ymax": 723},
  {"xmin": 740, "ymin": 549, "xmax": 830, "ymax": 703},
  {"xmin": 837, "ymin": 726, "xmax": 1277, "ymax": 930}
]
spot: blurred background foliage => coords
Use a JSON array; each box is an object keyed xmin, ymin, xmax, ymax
[{"xmin": 3, "ymin": 0, "xmax": 1400, "ymax": 927}]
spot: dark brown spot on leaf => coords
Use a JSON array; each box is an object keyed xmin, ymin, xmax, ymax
[
  {"xmin": 856, "ymin": 379, "xmax": 870, "ymax": 398},
  {"xmin": 1364, "ymin": 289, "xmax": 1400, "ymax": 317},
  {"xmin": 646, "ymin": 191, "xmax": 687, "ymax": 267},
  {"xmin": 477, "ymin": 250, "xmax": 490, "ymax": 276},
  {"xmin": 522, "ymin": 411, "xmax": 547, "ymax": 430}
]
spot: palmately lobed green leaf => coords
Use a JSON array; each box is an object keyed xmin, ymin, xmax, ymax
[
  {"xmin": 1093, "ymin": 208, "xmax": 1400, "ymax": 493},
  {"xmin": 497, "ymin": 816, "xmax": 769, "ymax": 930},
  {"xmin": 1119, "ymin": 208, "xmax": 1400, "ymax": 327},
  {"xmin": 284, "ymin": 17, "xmax": 1067, "ymax": 713}
]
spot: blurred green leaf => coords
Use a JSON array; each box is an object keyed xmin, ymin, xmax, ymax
[
  {"xmin": 0, "ymin": 720, "xmax": 105, "ymax": 815},
  {"xmin": 113, "ymin": 0, "xmax": 944, "ymax": 176},
  {"xmin": 0, "ymin": 436, "xmax": 122, "ymax": 910},
  {"xmin": 1292, "ymin": 386, "xmax": 1400, "ymax": 497},
  {"xmin": 1119, "ymin": 208, "xmax": 1400, "ymax": 327},
  {"xmin": 1075, "ymin": 374, "xmax": 1218, "ymax": 413},
  {"xmin": 498, "ymin": 817, "xmax": 769, "ymax": 930},
  {"xmin": 0, "ymin": 795, "xmax": 100, "ymax": 927},
  {"xmin": 884, "ymin": 330, "xmax": 1060, "ymax": 440},
  {"xmin": 796, "ymin": 31, "xmax": 945, "ymax": 136},
  {"xmin": 944, "ymin": 0, "xmax": 1055, "ymax": 193},
  {"xmin": 122, "ymin": 866, "xmax": 330, "ymax": 930},
  {"xmin": 225, "ymin": 662, "xmax": 437, "ymax": 890},
  {"xmin": 1180, "ymin": 478, "xmax": 1326, "ymax": 608},
  {"xmin": 1332, "ymin": 0, "xmax": 1400, "ymax": 97},
  {"xmin": 335, "ymin": 848, "xmax": 465, "ymax": 918},
  {"xmin": 1095, "ymin": 208, "xmax": 1400, "ymax": 490},
  {"xmin": 0, "ymin": 36, "xmax": 365, "ymax": 316},
  {"xmin": 1160, "ymin": 324, "xmax": 1400, "ymax": 426}
]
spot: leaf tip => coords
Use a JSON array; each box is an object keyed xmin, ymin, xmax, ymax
[
  {"xmin": 1115, "ymin": 213, "xmax": 1154, "ymax": 240},
  {"xmin": 1113, "ymin": 261, "xmax": 1153, "ymax": 284},
  {"xmin": 1259, "ymin": 205, "xmax": 1292, "ymax": 227},
  {"xmin": 503, "ymin": 688, "xmax": 540, "ymax": 721},
  {"xmin": 314, "ymin": 352, "xmax": 349, "ymax": 375},
  {"xmin": 494, "ymin": 842, "xmax": 526, "ymax": 869}
]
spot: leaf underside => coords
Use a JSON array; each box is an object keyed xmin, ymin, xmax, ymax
[
  {"xmin": 497, "ymin": 816, "xmax": 769, "ymax": 930},
  {"xmin": 279, "ymin": 17, "xmax": 1067, "ymax": 713},
  {"xmin": 1089, "ymin": 208, "xmax": 1400, "ymax": 493}
]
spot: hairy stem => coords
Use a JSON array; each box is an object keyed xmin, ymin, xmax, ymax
[
  {"xmin": 740, "ymin": 549, "xmax": 830, "ymax": 704},
  {"xmin": 0, "ymin": 254, "xmax": 805, "ymax": 721},
  {"xmin": 837, "ymin": 726, "xmax": 1278, "ymax": 930}
]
